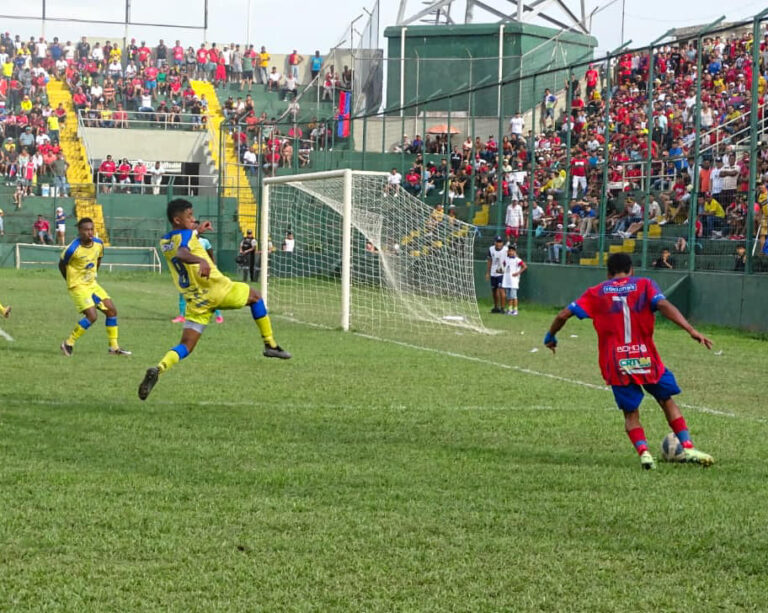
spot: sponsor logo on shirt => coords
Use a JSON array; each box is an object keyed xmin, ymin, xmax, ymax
[
  {"xmin": 602, "ymin": 283, "xmax": 637, "ymax": 294},
  {"xmin": 616, "ymin": 344, "xmax": 648, "ymax": 353},
  {"xmin": 618, "ymin": 357, "xmax": 652, "ymax": 374}
]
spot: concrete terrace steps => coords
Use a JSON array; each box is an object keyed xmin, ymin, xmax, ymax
[
  {"xmin": 46, "ymin": 80, "xmax": 109, "ymax": 244},
  {"xmin": 191, "ymin": 80, "xmax": 258, "ymax": 236}
]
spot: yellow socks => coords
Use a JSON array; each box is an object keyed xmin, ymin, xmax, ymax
[
  {"xmin": 250, "ymin": 299, "xmax": 277, "ymax": 348},
  {"xmin": 157, "ymin": 344, "xmax": 190, "ymax": 374},
  {"xmin": 67, "ymin": 317, "xmax": 92, "ymax": 345},
  {"xmin": 105, "ymin": 317, "xmax": 119, "ymax": 349}
]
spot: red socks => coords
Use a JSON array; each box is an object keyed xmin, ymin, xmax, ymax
[
  {"xmin": 669, "ymin": 416, "xmax": 694, "ymax": 448},
  {"xmin": 627, "ymin": 427, "xmax": 648, "ymax": 455}
]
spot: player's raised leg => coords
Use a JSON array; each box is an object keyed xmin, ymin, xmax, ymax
[
  {"xmin": 245, "ymin": 287, "xmax": 290, "ymax": 358},
  {"xmin": 139, "ymin": 327, "xmax": 202, "ymax": 400}
]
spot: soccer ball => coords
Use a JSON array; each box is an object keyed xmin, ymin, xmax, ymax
[{"xmin": 660, "ymin": 432, "xmax": 686, "ymax": 462}]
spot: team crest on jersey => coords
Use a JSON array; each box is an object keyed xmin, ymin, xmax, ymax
[{"xmin": 161, "ymin": 243, "xmax": 175, "ymax": 252}]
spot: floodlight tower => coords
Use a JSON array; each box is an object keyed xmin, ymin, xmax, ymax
[{"xmin": 396, "ymin": 0, "xmax": 590, "ymax": 33}]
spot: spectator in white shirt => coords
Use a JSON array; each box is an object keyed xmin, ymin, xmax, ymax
[
  {"xmin": 108, "ymin": 60, "xmax": 122, "ymax": 78},
  {"xmin": 282, "ymin": 75, "xmax": 298, "ymax": 101},
  {"xmin": 90, "ymin": 83, "xmax": 103, "ymax": 104},
  {"xmin": 501, "ymin": 244, "xmax": 527, "ymax": 316},
  {"xmin": 509, "ymin": 112, "xmax": 524, "ymax": 137},
  {"xmin": 505, "ymin": 200, "xmax": 525, "ymax": 240},
  {"xmin": 125, "ymin": 61, "xmax": 138, "ymax": 79},
  {"xmin": 149, "ymin": 161, "xmax": 164, "ymax": 195},
  {"xmin": 243, "ymin": 147, "xmax": 257, "ymax": 175},
  {"xmin": 282, "ymin": 231, "xmax": 295, "ymax": 252},
  {"xmin": 267, "ymin": 67, "xmax": 281, "ymax": 92},
  {"xmin": 385, "ymin": 168, "xmax": 401, "ymax": 196},
  {"xmin": 91, "ymin": 43, "xmax": 104, "ymax": 64},
  {"xmin": 139, "ymin": 92, "xmax": 153, "ymax": 113}
]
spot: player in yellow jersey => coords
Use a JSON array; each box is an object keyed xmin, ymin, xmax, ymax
[
  {"xmin": 59, "ymin": 218, "xmax": 131, "ymax": 356},
  {"xmin": 138, "ymin": 199, "xmax": 290, "ymax": 400},
  {"xmin": 0, "ymin": 300, "xmax": 10, "ymax": 318}
]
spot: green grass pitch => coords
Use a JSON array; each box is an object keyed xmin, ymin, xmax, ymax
[{"xmin": 1, "ymin": 268, "xmax": 767, "ymax": 610}]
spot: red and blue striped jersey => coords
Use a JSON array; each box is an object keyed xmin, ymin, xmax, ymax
[{"xmin": 569, "ymin": 276, "xmax": 666, "ymax": 386}]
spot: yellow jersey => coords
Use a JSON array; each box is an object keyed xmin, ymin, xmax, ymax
[
  {"xmin": 61, "ymin": 238, "xmax": 104, "ymax": 289},
  {"xmin": 704, "ymin": 198, "xmax": 725, "ymax": 219},
  {"xmin": 160, "ymin": 229, "xmax": 232, "ymax": 306},
  {"xmin": 259, "ymin": 52, "xmax": 270, "ymax": 68}
]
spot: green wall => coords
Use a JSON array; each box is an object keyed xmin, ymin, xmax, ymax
[{"xmin": 384, "ymin": 23, "xmax": 596, "ymax": 116}]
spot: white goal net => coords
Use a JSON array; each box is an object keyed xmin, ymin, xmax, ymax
[
  {"xmin": 261, "ymin": 170, "xmax": 487, "ymax": 339},
  {"xmin": 15, "ymin": 243, "xmax": 162, "ymax": 273}
]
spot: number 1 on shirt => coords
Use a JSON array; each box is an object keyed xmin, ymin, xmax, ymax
[{"xmin": 612, "ymin": 296, "xmax": 632, "ymax": 343}]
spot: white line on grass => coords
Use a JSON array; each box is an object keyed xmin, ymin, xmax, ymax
[
  {"xmin": 12, "ymin": 397, "xmax": 610, "ymax": 413},
  {"xmin": 0, "ymin": 326, "xmax": 15, "ymax": 342},
  {"xmin": 277, "ymin": 315, "xmax": 762, "ymax": 424}
]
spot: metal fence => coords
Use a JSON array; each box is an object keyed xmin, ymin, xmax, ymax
[{"xmin": 212, "ymin": 11, "xmax": 768, "ymax": 276}]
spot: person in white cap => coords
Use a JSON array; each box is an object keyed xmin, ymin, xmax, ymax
[{"xmin": 55, "ymin": 206, "xmax": 67, "ymax": 246}]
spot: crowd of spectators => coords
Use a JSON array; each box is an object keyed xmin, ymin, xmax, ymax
[
  {"xmin": 0, "ymin": 30, "xmax": 348, "ymax": 200},
  {"xmin": 391, "ymin": 27, "xmax": 768, "ymax": 261}
]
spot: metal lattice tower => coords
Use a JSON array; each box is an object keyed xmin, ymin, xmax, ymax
[{"xmin": 396, "ymin": 0, "xmax": 590, "ymax": 34}]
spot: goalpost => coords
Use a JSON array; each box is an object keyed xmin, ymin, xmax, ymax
[
  {"xmin": 15, "ymin": 243, "xmax": 162, "ymax": 273},
  {"xmin": 261, "ymin": 169, "xmax": 488, "ymax": 338}
]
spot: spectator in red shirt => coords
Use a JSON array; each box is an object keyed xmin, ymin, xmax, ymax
[
  {"xmin": 34, "ymin": 214, "xmax": 53, "ymax": 244},
  {"xmin": 132, "ymin": 160, "xmax": 147, "ymax": 194},
  {"xmin": 137, "ymin": 41, "xmax": 151, "ymax": 65},
  {"xmin": 99, "ymin": 154, "xmax": 116, "ymax": 192},
  {"xmin": 585, "ymin": 64, "xmax": 599, "ymax": 98},
  {"xmin": 172, "ymin": 40, "xmax": 184, "ymax": 68},
  {"xmin": 117, "ymin": 158, "xmax": 132, "ymax": 192},
  {"xmin": 571, "ymin": 149, "xmax": 588, "ymax": 198},
  {"xmin": 196, "ymin": 44, "xmax": 208, "ymax": 80}
]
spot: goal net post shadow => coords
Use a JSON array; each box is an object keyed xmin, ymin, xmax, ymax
[{"xmin": 260, "ymin": 169, "xmax": 491, "ymax": 338}]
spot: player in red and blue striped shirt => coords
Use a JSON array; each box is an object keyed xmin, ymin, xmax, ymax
[{"xmin": 544, "ymin": 253, "xmax": 714, "ymax": 469}]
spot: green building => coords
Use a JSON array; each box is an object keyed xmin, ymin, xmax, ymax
[{"xmin": 384, "ymin": 23, "xmax": 596, "ymax": 116}]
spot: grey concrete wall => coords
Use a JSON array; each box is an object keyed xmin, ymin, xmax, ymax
[{"xmin": 79, "ymin": 128, "xmax": 209, "ymax": 164}]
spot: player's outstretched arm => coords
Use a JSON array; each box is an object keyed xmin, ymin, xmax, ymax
[
  {"xmin": 544, "ymin": 307, "xmax": 573, "ymax": 354},
  {"xmin": 57, "ymin": 259, "xmax": 67, "ymax": 280},
  {"xmin": 197, "ymin": 220, "xmax": 213, "ymax": 234},
  {"xmin": 656, "ymin": 299, "xmax": 712, "ymax": 349},
  {"xmin": 176, "ymin": 246, "xmax": 211, "ymax": 278}
]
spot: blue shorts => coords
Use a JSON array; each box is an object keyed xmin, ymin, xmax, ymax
[
  {"xmin": 611, "ymin": 368, "xmax": 681, "ymax": 413},
  {"xmin": 145, "ymin": 80, "xmax": 157, "ymax": 90},
  {"xmin": 505, "ymin": 288, "xmax": 518, "ymax": 300},
  {"xmin": 490, "ymin": 276, "xmax": 503, "ymax": 290}
]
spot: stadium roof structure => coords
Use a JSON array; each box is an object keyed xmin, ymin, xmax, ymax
[
  {"xmin": 669, "ymin": 22, "xmax": 745, "ymax": 40},
  {"xmin": 395, "ymin": 0, "xmax": 590, "ymax": 34}
]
